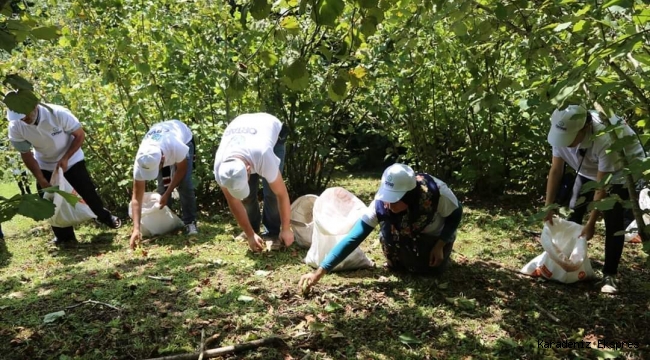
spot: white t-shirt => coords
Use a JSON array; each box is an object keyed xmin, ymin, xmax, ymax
[
  {"xmin": 552, "ymin": 111, "xmax": 645, "ymax": 184},
  {"xmin": 361, "ymin": 176, "xmax": 459, "ymax": 236},
  {"xmin": 8, "ymin": 104, "xmax": 84, "ymax": 171},
  {"xmin": 213, "ymin": 113, "xmax": 282, "ymax": 184},
  {"xmin": 133, "ymin": 120, "xmax": 193, "ymax": 181}
]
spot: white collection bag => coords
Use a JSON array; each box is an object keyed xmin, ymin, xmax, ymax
[
  {"xmin": 290, "ymin": 194, "xmax": 318, "ymax": 248},
  {"xmin": 304, "ymin": 187, "xmax": 374, "ymax": 271},
  {"xmin": 128, "ymin": 192, "xmax": 183, "ymax": 237},
  {"xmin": 520, "ymin": 218, "xmax": 595, "ymax": 283},
  {"xmin": 45, "ymin": 168, "xmax": 97, "ymax": 228}
]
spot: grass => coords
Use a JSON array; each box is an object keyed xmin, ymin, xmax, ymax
[{"xmin": 1, "ymin": 174, "xmax": 650, "ymax": 360}]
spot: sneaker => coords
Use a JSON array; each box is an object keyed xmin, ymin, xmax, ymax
[
  {"xmin": 599, "ymin": 275, "xmax": 618, "ymax": 294},
  {"xmin": 50, "ymin": 237, "xmax": 80, "ymax": 249},
  {"xmin": 96, "ymin": 215, "xmax": 122, "ymax": 229},
  {"xmin": 261, "ymin": 233, "xmax": 282, "ymax": 251},
  {"xmin": 186, "ymin": 222, "xmax": 198, "ymax": 235}
]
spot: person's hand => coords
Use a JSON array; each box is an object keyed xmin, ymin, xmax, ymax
[
  {"xmin": 129, "ymin": 230, "xmax": 141, "ymax": 250},
  {"xmin": 37, "ymin": 177, "xmax": 51, "ymax": 190},
  {"xmin": 544, "ymin": 209, "xmax": 556, "ymax": 225},
  {"xmin": 580, "ymin": 223, "xmax": 595, "ymax": 241},
  {"xmin": 247, "ymin": 233, "xmax": 265, "ymax": 252},
  {"xmin": 299, "ymin": 269, "xmax": 325, "ymax": 294},
  {"xmin": 429, "ymin": 245, "xmax": 444, "ymax": 267},
  {"xmin": 158, "ymin": 192, "xmax": 170, "ymax": 209},
  {"xmin": 280, "ymin": 228, "xmax": 294, "ymax": 247},
  {"xmin": 56, "ymin": 157, "xmax": 69, "ymax": 172}
]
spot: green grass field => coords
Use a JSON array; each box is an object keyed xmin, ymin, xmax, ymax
[{"xmin": 1, "ymin": 175, "xmax": 649, "ymax": 360}]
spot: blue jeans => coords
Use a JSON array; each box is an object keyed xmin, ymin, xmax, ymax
[
  {"xmin": 243, "ymin": 134, "xmax": 287, "ymax": 236},
  {"xmin": 157, "ymin": 139, "xmax": 197, "ymax": 225}
]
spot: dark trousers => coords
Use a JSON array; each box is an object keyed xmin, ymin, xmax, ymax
[
  {"xmin": 17, "ymin": 171, "xmax": 32, "ymax": 195},
  {"xmin": 37, "ymin": 160, "xmax": 113, "ymax": 241},
  {"xmin": 569, "ymin": 175, "xmax": 629, "ymax": 275},
  {"xmin": 380, "ymin": 232, "xmax": 456, "ymax": 276}
]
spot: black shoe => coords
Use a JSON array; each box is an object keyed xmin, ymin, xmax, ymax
[
  {"xmin": 50, "ymin": 237, "xmax": 80, "ymax": 249},
  {"xmin": 96, "ymin": 215, "xmax": 122, "ymax": 229}
]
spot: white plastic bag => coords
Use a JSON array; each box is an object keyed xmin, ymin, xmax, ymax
[
  {"xmin": 128, "ymin": 192, "xmax": 183, "ymax": 237},
  {"xmin": 290, "ymin": 194, "xmax": 318, "ymax": 248},
  {"xmin": 45, "ymin": 168, "xmax": 97, "ymax": 228},
  {"xmin": 520, "ymin": 218, "xmax": 595, "ymax": 283},
  {"xmin": 304, "ymin": 187, "xmax": 374, "ymax": 271}
]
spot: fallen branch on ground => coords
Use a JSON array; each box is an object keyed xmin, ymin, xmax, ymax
[
  {"xmin": 532, "ymin": 301, "xmax": 561, "ymax": 323},
  {"xmin": 65, "ymin": 300, "xmax": 121, "ymax": 311},
  {"xmin": 147, "ymin": 275, "xmax": 173, "ymax": 282},
  {"xmin": 144, "ymin": 336, "xmax": 285, "ymax": 360}
]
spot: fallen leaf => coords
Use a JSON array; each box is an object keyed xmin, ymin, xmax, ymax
[
  {"xmin": 324, "ymin": 301, "xmax": 343, "ymax": 313},
  {"xmin": 198, "ymin": 299, "xmax": 207, "ymax": 307},
  {"xmin": 43, "ymin": 311, "xmax": 65, "ymax": 324},
  {"xmin": 237, "ymin": 295, "xmax": 254, "ymax": 302},
  {"xmin": 254, "ymin": 270, "xmax": 271, "ymax": 277},
  {"xmin": 112, "ymin": 271, "xmax": 123, "ymax": 280},
  {"xmin": 399, "ymin": 333, "xmax": 422, "ymax": 345}
]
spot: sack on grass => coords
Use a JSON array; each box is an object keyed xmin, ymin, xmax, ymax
[
  {"xmin": 520, "ymin": 218, "xmax": 595, "ymax": 284},
  {"xmin": 290, "ymin": 194, "xmax": 318, "ymax": 248},
  {"xmin": 128, "ymin": 192, "xmax": 183, "ymax": 237},
  {"xmin": 44, "ymin": 168, "xmax": 96, "ymax": 228},
  {"xmin": 304, "ymin": 187, "xmax": 374, "ymax": 271}
]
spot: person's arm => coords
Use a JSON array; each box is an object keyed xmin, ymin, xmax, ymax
[
  {"xmin": 267, "ymin": 172, "xmax": 294, "ymax": 246},
  {"xmin": 299, "ymin": 219, "xmax": 374, "ymax": 289},
  {"xmin": 543, "ymin": 156, "xmax": 565, "ymax": 223},
  {"xmin": 222, "ymin": 187, "xmax": 265, "ymax": 251},
  {"xmin": 57, "ymin": 128, "xmax": 85, "ymax": 172},
  {"xmin": 20, "ymin": 151, "xmax": 49, "ymax": 189},
  {"xmin": 582, "ymin": 170, "xmax": 610, "ymax": 240},
  {"xmin": 159, "ymin": 158, "xmax": 188, "ymax": 207},
  {"xmin": 129, "ymin": 180, "xmax": 146, "ymax": 249}
]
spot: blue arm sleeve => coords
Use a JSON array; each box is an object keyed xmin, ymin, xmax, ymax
[
  {"xmin": 320, "ymin": 219, "xmax": 374, "ymax": 272},
  {"xmin": 438, "ymin": 203, "xmax": 463, "ymax": 243}
]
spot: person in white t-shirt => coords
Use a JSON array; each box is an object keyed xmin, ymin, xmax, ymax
[
  {"xmin": 543, "ymin": 105, "xmax": 645, "ymax": 294},
  {"xmin": 299, "ymin": 163, "xmax": 463, "ymax": 292},
  {"xmin": 213, "ymin": 113, "xmax": 293, "ymax": 252},
  {"xmin": 130, "ymin": 120, "xmax": 198, "ymax": 249},
  {"xmin": 6, "ymin": 101, "xmax": 122, "ymax": 247}
]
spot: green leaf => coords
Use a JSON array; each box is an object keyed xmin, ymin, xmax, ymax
[
  {"xmin": 43, "ymin": 310, "xmax": 65, "ymax": 324},
  {"xmin": 284, "ymin": 58, "xmax": 307, "ymax": 80},
  {"xmin": 31, "ymin": 26, "xmax": 60, "ymax": 40},
  {"xmin": 494, "ymin": 3, "xmax": 507, "ymax": 20},
  {"xmin": 324, "ymin": 301, "xmax": 343, "ymax": 312},
  {"xmin": 42, "ymin": 187, "xmax": 80, "ymax": 207},
  {"xmin": 136, "ymin": 63, "xmax": 151, "ymax": 76},
  {"xmin": 280, "ymin": 16, "xmax": 300, "ymax": 32},
  {"xmin": 319, "ymin": 45, "xmax": 333, "ymax": 62},
  {"xmin": 576, "ymin": 4, "xmax": 591, "ymax": 16},
  {"xmin": 313, "ymin": 0, "xmax": 345, "ymax": 27},
  {"xmin": 399, "ymin": 333, "xmax": 422, "ymax": 345},
  {"xmin": 453, "ymin": 21, "xmax": 467, "ymax": 36},
  {"xmin": 360, "ymin": 16, "xmax": 378, "ymax": 37},
  {"xmin": 259, "ymin": 50, "xmax": 278, "ymax": 66},
  {"xmin": 327, "ymin": 75, "xmax": 348, "ymax": 101},
  {"xmin": 553, "ymin": 22, "xmax": 572, "ymax": 32},
  {"xmin": 601, "ymin": 0, "xmax": 629, "ymax": 9},
  {"xmin": 572, "ymin": 19, "xmax": 586, "ymax": 32},
  {"xmin": 3, "ymin": 74, "xmax": 34, "ymax": 91},
  {"xmin": 591, "ymin": 197, "xmax": 619, "ymax": 212},
  {"xmin": 250, "ymin": 0, "xmax": 272, "ymax": 20},
  {"xmin": 0, "ymin": 29, "xmax": 18, "ymax": 53},
  {"xmin": 498, "ymin": 337, "xmax": 518, "ymax": 348},
  {"xmin": 17, "ymin": 194, "xmax": 56, "ymax": 221},
  {"xmin": 237, "ymin": 295, "xmax": 254, "ymax": 302},
  {"xmin": 0, "ymin": 195, "xmax": 20, "ymax": 222},
  {"xmin": 633, "ymin": 8, "xmax": 650, "ymax": 26},
  {"xmin": 227, "ymin": 71, "xmax": 248, "ymax": 96},
  {"xmin": 282, "ymin": 59, "xmax": 309, "ymax": 91},
  {"xmin": 593, "ymin": 348, "xmax": 622, "ymax": 359},
  {"xmin": 3, "ymin": 89, "xmax": 39, "ymax": 115}
]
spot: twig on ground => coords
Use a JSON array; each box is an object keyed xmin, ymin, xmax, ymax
[
  {"xmin": 198, "ymin": 329, "xmax": 205, "ymax": 360},
  {"xmin": 532, "ymin": 301, "xmax": 561, "ymax": 323},
  {"xmin": 143, "ymin": 336, "xmax": 285, "ymax": 360},
  {"xmin": 65, "ymin": 299, "xmax": 121, "ymax": 311},
  {"xmin": 147, "ymin": 275, "xmax": 173, "ymax": 282}
]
